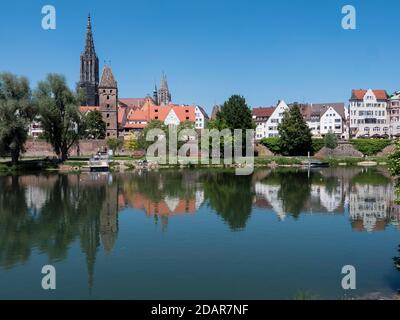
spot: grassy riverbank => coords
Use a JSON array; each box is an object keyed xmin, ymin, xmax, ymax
[{"xmin": 0, "ymin": 155, "xmax": 391, "ymax": 174}]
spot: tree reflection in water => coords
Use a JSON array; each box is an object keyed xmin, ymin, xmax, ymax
[{"xmin": 0, "ymin": 167, "xmax": 399, "ymax": 292}]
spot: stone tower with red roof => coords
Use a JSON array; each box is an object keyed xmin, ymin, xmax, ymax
[{"xmin": 99, "ymin": 66, "xmax": 119, "ymax": 138}]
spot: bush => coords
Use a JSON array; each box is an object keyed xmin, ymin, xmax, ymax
[
  {"xmin": 351, "ymin": 139, "xmax": 392, "ymax": 156},
  {"xmin": 312, "ymin": 139, "xmax": 324, "ymax": 154},
  {"xmin": 389, "ymin": 141, "xmax": 400, "ymax": 176},
  {"xmin": 261, "ymin": 137, "xmax": 323, "ymax": 156},
  {"xmin": 324, "ymin": 132, "xmax": 338, "ymax": 149},
  {"xmin": 260, "ymin": 137, "xmax": 282, "ymax": 154}
]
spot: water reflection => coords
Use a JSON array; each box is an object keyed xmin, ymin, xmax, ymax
[{"xmin": 0, "ymin": 167, "xmax": 399, "ymax": 292}]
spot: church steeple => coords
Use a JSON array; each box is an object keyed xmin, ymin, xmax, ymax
[
  {"xmin": 158, "ymin": 72, "xmax": 171, "ymax": 105},
  {"xmin": 84, "ymin": 14, "xmax": 96, "ymax": 55},
  {"xmin": 153, "ymin": 84, "xmax": 159, "ymax": 105},
  {"xmin": 79, "ymin": 14, "xmax": 99, "ymax": 106}
]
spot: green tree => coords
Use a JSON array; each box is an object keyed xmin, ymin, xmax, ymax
[
  {"xmin": 278, "ymin": 103, "xmax": 312, "ymax": 156},
  {"xmin": 204, "ymin": 95, "xmax": 254, "ymax": 157},
  {"xmin": 106, "ymin": 138, "xmax": 123, "ymax": 155},
  {"xmin": 34, "ymin": 74, "xmax": 85, "ymax": 161},
  {"xmin": 137, "ymin": 120, "xmax": 168, "ymax": 150},
  {"xmin": 0, "ymin": 73, "xmax": 36, "ymax": 164},
  {"xmin": 217, "ymin": 95, "xmax": 254, "ymax": 131},
  {"xmin": 177, "ymin": 120, "xmax": 196, "ymax": 149},
  {"xmin": 84, "ymin": 110, "xmax": 106, "ymax": 139},
  {"xmin": 324, "ymin": 131, "xmax": 338, "ymax": 149},
  {"xmin": 124, "ymin": 133, "xmax": 138, "ymax": 152}
]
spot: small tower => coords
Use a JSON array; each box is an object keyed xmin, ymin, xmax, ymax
[
  {"xmin": 79, "ymin": 14, "xmax": 99, "ymax": 106},
  {"xmin": 158, "ymin": 72, "xmax": 171, "ymax": 105},
  {"xmin": 153, "ymin": 85, "xmax": 159, "ymax": 105},
  {"xmin": 99, "ymin": 65, "xmax": 118, "ymax": 138}
]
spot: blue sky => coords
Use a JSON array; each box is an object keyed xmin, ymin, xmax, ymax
[{"xmin": 0, "ymin": 0, "xmax": 399, "ymax": 113}]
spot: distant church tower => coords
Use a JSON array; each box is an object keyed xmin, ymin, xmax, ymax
[
  {"xmin": 99, "ymin": 65, "xmax": 118, "ymax": 138},
  {"xmin": 153, "ymin": 85, "xmax": 159, "ymax": 105},
  {"xmin": 157, "ymin": 72, "xmax": 171, "ymax": 105},
  {"xmin": 79, "ymin": 15, "xmax": 99, "ymax": 106}
]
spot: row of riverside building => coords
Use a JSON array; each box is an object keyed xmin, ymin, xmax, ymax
[
  {"xmin": 27, "ymin": 15, "xmax": 400, "ymax": 142},
  {"xmin": 252, "ymin": 89, "xmax": 400, "ymax": 141}
]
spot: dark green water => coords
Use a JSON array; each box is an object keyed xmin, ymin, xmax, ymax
[{"xmin": 0, "ymin": 167, "xmax": 399, "ymax": 299}]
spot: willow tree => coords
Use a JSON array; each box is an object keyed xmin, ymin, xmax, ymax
[
  {"xmin": 0, "ymin": 73, "xmax": 36, "ymax": 164},
  {"xmin": 34, "ymin": 74, "xmax": 85, "ymax": 161}
]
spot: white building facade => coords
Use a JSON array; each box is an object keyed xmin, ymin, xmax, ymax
[
  {"xmin": 349, "ymin": 89, "xmax": 389, "ymax": 138},
  {"xmin": 264, "ymin": 100, "xmax": 290, "ymax": 138},
  {"xmin": 195, "ymin": 106, "xmax": 209, "ymax": 130}
]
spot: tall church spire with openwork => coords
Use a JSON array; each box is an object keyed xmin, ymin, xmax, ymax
[
  {"xmin": 157, "ymin": 72, "xmax": 171, "ymax": 105},
  {"xmin": 79, "ymin": 14, "xmax": 99, "ymax": 106}
]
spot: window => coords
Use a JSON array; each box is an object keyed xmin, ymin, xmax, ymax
[
  {"xmin": 106, "ymin": 114, "xmax": 110, "ymax": 118},
  {"xmin": 107, "ymin": 104, "xmax": 110, "ymax": 108},
  {"xmin": 155, "ymin": 109, "xmax": 159, "ymax": 112},
  {"xmin": 107, "ymin": 95, "xmax": 109, "ymax": 100},
  {"xmin": 107, "ymin": 123, "xmax": 110, "ymax": 127},
  {"xmin": 186, "ymin": 117, "xmax": 189, "ymax": 120},
  {"xmin": 155, "ymin": 116, "xmax": 159, "ymax": 120}
]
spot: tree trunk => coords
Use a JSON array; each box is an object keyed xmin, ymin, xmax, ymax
[
  {"xmin": 60, "ymin": 145, "xmax": 69, "ymax": 162},
  {"xmin": 11, "ymin": 149, "xmax": 20, "ymax": 166}
]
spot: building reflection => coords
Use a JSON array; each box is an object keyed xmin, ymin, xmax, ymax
[
  {"xmin": 253, "ymin": 167, "xmax": 400, "ymax": 231},
  {"xmin": 0, "ymin": 167, "xmax": 400, "ymax": 290}
]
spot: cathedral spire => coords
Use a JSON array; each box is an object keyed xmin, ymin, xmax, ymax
[
  {"xmin": 84, "ymin": 14, "xmax": 95, "ymax": 55},
  {"xmin": 79, "ymin": 14, "xmax": 99, "ymax": 106}
]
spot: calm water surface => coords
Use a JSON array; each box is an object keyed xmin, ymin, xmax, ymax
[{"xmin": 0, "ymin": 167, "xmax": 399, "ymax": 299}]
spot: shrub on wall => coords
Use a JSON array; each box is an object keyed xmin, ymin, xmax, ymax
[
  {"xmin": 261, "ymin": 137, "xmax": 323, "ymax": 155},
  {"xmin": 351, "ymin": 139, "xmax": 392, "ymax": 156},
  {"xmin": 312, "ymin": 139, "xmax": 324, "ymax": 154},
  {"xmin": 260, "ymin": 137, "xmax": 282, "ymax": 154}
]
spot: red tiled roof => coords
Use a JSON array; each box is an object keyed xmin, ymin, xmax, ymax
[
  {"xmin": 118, "ymin": 98, "xmax": 147, "ymax": 108},
  {"xmin": 117, "ymin": 106, "xmax": 126, "ymax": 124},
  {"xmin": 127, "ymin": 109, "xmax": 148, "ymax": 121},
  {"xmin": 80, "ymin": 106, "xmax": 99, "ymax": 113},
  {"xmin": 122, "ymin": 103, "xmax": 196, "ymax": 129},
  {"xmin": 252, "ymin": 107, "xmax": 275, "ymax": 117},
  {"xmin": 351, "ymin": 90, "xmax": 388, "ymax": 100}
]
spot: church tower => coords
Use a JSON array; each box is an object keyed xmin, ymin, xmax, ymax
[
  {"xmin": 99, "ymin": 65, "xmax": 118, "ymax": 138},
  {"xmin": 153, "ymin": 85, "xmax": 159, "ymax": 105},
  {"xmin": 158, "ymin": 72, "xmax": 171, "ymax": 105},
  {"xmin": 79, "ymin": 14, "xmax": 99, "ymax": 106}
]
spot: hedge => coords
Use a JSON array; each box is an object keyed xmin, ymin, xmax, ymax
[
  {"xmin": 260, "ymin": 137, "xmax": 324, "ymax": 155},
  {"xmin": 351, "ymin": 139, "xmax": 392, "ymax": 156}
]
